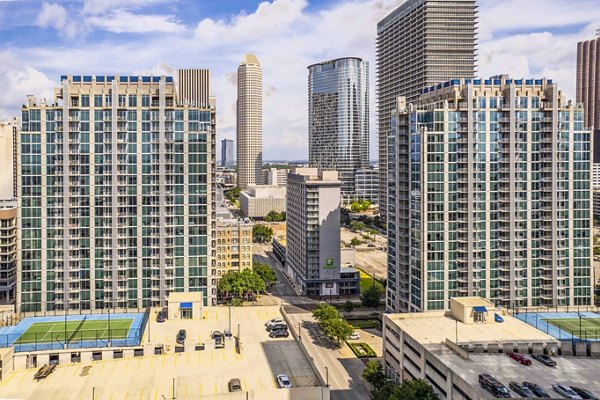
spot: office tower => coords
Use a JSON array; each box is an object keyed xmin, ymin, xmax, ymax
[
  {"xmin": 18, "ymin": 73, "xmax": 216, "ymax": 312},
  {"xmin": 377, "ymin": 0, "xmax": 477, "ymax": 221},
  {"xmin": 177, "ymin": 69, "xmax": 210, "ymax": 107},
  {"xmin": 308, "ymin": 57, "xmax": 369, "ymax": 199},
  {"xmin": 0, "ymin": 119, "xmax": 18, "ymax": 199},
  {"xmin": 263, "ymin": 167, "xmax": 289, "ymax": 187},
  {"xmin": 236, "ymin": 54, "xmax": 263, "ymax": 189},
  {"xmin": 221, "ymin": 138, "xmax": 235, "ymax": 168},
  {"xmin": 387, "ymin": 77, "xmax": 592, "ymax": 312},
  {"xmin": 286, "ymin": 168, "xmax": 359, "ymax": 296},
  {"xmin": 0, "ymin": 200, "xmax": 17, "ymax": 304},
  {"xmin": 215, "ymin": 218, "xmax": 253, "ymax": 278},
  {"xmin": 355, "ymin": 167, "xmax": 379, "ymax": 203}
]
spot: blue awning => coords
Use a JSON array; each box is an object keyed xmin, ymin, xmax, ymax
[
  {"xmin": 180, "ymin": 302, "xmax": 193, "ymax": 308},
  {"xmin": 473, "ymin": 306, "xmax": 487, "ymax": 313}
]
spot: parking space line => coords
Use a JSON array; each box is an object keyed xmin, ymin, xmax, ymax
[
  {"xmin": 213, "ymin": 381, "xmax": 217, "ymax": 395},
  {"xmin": 17, "ymin": 371, "xmax": 28, "ymax": 384},
  {"xmin": 154, "ymin": 388, "xmax": 158, "ymax": 400},
  {"xmin": 199, "ymin": 383, "xmax": 202, "ymax": 397}
]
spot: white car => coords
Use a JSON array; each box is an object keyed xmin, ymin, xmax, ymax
[
  {"xmin": 552, "ymin": 384, "xmax": 583, "ymax": 400},
  {"xmin": 265, "ymin": 318, "xmax": 284, "ymax": 327},
  {"xmin": 349, "ymin": 332, "xmax": 360, "ymax": 340},
  {"xmin": 276, "ymin": 374, "xmax": 292, "ymax": 389}
]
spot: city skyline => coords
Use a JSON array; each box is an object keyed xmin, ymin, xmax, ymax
[{"xmin": 0, "ymin": 0, "xmax": 598, "ymax": 160}]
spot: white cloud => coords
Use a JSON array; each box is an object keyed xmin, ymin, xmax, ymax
[
  {"xmin": 88, "ymin": 10, "xmax": 184, "ymax": 34},
  {"xmin": 82, "ymin": 0, "xmax": 174, "ymax": 15},
  {"xmin": 36, "ymin": 2, "xmax": 83, "ymax": 39}
]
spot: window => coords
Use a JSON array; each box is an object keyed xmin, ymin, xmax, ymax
[{"xmin": 94, "ymin": 95, "xmax": 102, "ymax": 107}]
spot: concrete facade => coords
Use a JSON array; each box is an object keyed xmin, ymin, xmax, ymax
[
  {"xmin": 387, "ymin": 76, "xmax": 593, "ymax": 312},
  {"xmin": 0, "ymin": 201, "xmax": 17, "ymax": 304},
  {"xmin": 0, "ymin": 119, "xmax": 18, "ymax": 200},
  {"xmin": 216, "ymin": 218, "xmax": 253, "ymax": 277},
  {"xmin": 18, "ymin": 74, "xmax": 216, "ymax": 312},
  {"xmin": 237, "ymin": 54, "xmax": 263, "ymax": 189},
  {"xmin": 239, "ymin": 185, "xmax": 286, "ymax": 218},
  {"xmin": 263, "ymin": 167, "xmax": 289, "ymax": 187},
  {"xmin": 376, "ymin": 0, "xmax": 477, "ymax": 222},
  {"xmin": 355, "ymin": 167, "xmax": 378, "ymax": 203}
]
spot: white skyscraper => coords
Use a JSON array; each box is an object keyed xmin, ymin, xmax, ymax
[{"xmin": 236, "ymin": 54, "xmax": 263, "ymax": 189}]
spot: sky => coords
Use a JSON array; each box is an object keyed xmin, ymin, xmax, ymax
[{"xmin": 0, "ymin": 0, "xmax": 599, "ymax": 161}]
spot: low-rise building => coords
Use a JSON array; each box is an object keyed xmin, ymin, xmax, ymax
[
  {"xmin": 216, "ymin": 218, "xmax": 253, "ymax": 278},
  {"xmin": 263, "ymin": 167, "xmax": 289, "ymax": 187},
  {"xmin": 382, "ymin": 297, "xmax": 600, "ymax": 400},
  {"xmin": 355, "ymin": 167, "xmax": 379, "ymax": 203},
  {"xmin": 239, "ymin": 185, "xmax": 286, "ymax": 218}
]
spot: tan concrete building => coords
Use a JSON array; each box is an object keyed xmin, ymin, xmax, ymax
[
  {"xmin": 239, "ymin": 185, "xmax": 286, "ymax": 218},
  {"xmin": 216, "ymin": 218, "xmax": 253, "ymax": 277},
  {"xmin": 0, "ymin": 119, "xmax": 18, "ymax": 200},
  {"xmin": 237, "ymin": 54, "xmax": 263, "ymax": 189},
  {"xmin": 263, "ymin": 167, "xmax": 289, "ymax": 187},
  {"xmin": 177, "ymin": 69, "xmax": 210, "ymax": 108},
  {"xmin": 0, "ymin": 201, "xmax": 17, "ymax": 304}
]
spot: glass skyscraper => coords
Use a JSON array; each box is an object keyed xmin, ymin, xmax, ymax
[
  {"xmin": 387, "ymin": 77, "xmax": 593, "ymax": 312},
  {"xmin": 18, "ymin": 74, "xmax": 216, "ymax": 312},
  {"xmin": 308, "ymin": 57, "xmax": 369, "ymax": 199}
]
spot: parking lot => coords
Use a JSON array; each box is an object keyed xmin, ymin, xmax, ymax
[{"xmin": 0, "ymin": 306, "xmax": 320, "ymax": 399}]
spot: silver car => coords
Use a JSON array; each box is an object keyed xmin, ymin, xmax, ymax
[{"xmin": 552, "ymin": 384, "xmax": 583, "ymax": 400}]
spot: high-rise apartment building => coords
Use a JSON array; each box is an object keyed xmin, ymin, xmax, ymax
[
  {"xmin": 221, "ymin": 138, "xmax": 235, "ymax": 168},
  {"xmin": 576, "ymin": 36, "xmax": 600, "ymax": 174},
  {"xmin": 18, "ymin": 74, "xmax": 216, "ymax": 312},
  {"xmin": 0, "ymin": 119, "xmax": 18, "ymax": 200},
  {"xmin": 286, "ymin": 168, "xmax": 359, "ymax": 296},
  {"xmin": 308, "ymin": 57, "xmax": 369, "ymax": 198},
  {"xmin": 237, "ymin": 54, "xmax": 263, "ymax": 189},
  {"xmin": 177, "ymin": 69, "xmax": 210, "ymax": 108},
  {"xmin": 355, "ymin": 167, "xmax": 379, "ymax": 203},
  {"xmin": 387, "ymin": 77, "xmax": 592, "ymax": 312},
  {"xmin": 377, "ymin": 0, "xmax": 477, "ymax": 221},
  {"xmin": 0, "ymin": 200, "xmax": 17, "ymax": 304}
]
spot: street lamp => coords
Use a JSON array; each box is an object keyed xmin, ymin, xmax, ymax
[{"xmin": 325, "ymin": 366, "xmax": 329, "ymax": 387}]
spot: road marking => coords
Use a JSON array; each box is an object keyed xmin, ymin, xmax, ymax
[
  {"xmin": 199, "ymin": 383, "xmax": 202, "ymax": 397},
  {"xmin": 154, "ymin": 388, "xmax": 158, "ymax": 400},
  {"xmin": 213, "ymin": 381, "xmax": 217, "ymax": 395}
]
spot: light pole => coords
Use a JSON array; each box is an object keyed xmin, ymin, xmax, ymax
[
  {"xmin": 298, "ymin": 322, "xmax": 301, "ymax": 342},
  {"xmin": 455, "ymin": 319, "xmax": 458, "ymax": 344},
  {"xmin": 325, "ymin": 366, "xmax": 329, "ymax": 387},
  {"xmin": 228, "ymin": 305, "xmax": 232, "ymax": 334}
]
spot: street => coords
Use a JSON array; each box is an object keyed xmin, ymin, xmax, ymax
[{"xmin": 253, "ymin": 244, "xmax": 372, "ymax": 400}]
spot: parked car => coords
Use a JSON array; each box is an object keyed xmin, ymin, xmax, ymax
[
  {"xmin": 176, "ymin": 329, "xmax": 186, "ymax": 345},
  {"xmin": 277, "ymin": 374, "xmax": 292, "ymax": 389},
  {"xmin": 507, "ymin": 352, "xmax": 532, "ymax": 365},
  {"xmin": 522, "ymin": 382, "xmax": 550, "ymax": 398},
  {"xmin": 479, "ymin": 373, "xmax": 511, "ymax": 398},
  {"xmin": 267, "ymin": 323, "xmax": 288, "ymax": 332},
  {"xmin": 571, "ymin": 387, "xmax": 600, "ymax": 400},
  {"xmin": 224, "ymin": 329, "xmax": 232, "ymax": 339},
  {"xmin": 228, "ymin": 378, "xmax": 242, "ymax": 392},
  {"xmin": 508, "ymin": 382, "xmax": 536, "ymax": 398},
  {"xmin": 156, "ymin": 310, "xmax": 166, "ymax": 323},
  {"xmin": 266, "ymin": 318, "xmax": 284, "ymax": 326},
  {"xmin": 269, "ymin": 329, "xmax": 290, "ymax": 338},
  {"xmin": 349, "ymin": 332, "xmax": 360, "ymax": 340},
  {"xmin": 552, "ymin": 384, "xmax": 584, "ymax": 400},
  {"xmin": 212, "ymin": 331, "xmax": 225, "ymax": 348},
  {"xmin": 531, "ymin": 353, "xmax": 557, "ymax": 367}
]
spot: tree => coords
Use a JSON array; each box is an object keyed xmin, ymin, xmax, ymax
[
  {"xmin": 361, "ymin": 284, "xmax": 382, "ymax": 308},
  {"xmin": 322, "ymin": 316, "xmax": 354, "ymax": 344},
  {"xmin": 350, "ymin": 238, "xmax": 362, "ymax": 246},
  {"xmin": 254, "ymin": 262, "xmax": 277, "ymax": 286},
  {"xmin": 391, "ymin": 379, "xmax": 440, "ymax": 400},
  {"xmin": 342, "ymin": 300, "xmax": 355, "ymax": 314},
  {"xmin": 225, "ymin": 187, "xmax": 241, "ymax": 202},
  {"xmin": 252, "ymin": 224, "xmax": 273, "ymax": 243},
  {"xmin": 350, "ymin": 221, "xmax": 366, "ymax": 232},
  {"xmin": 264, "ymin": 210, "xmax": 286, "ymax": 222},
  {"xmin": 312, "ymin": 303, "xmax": 340, "ymax": 322},
  {"xmin": 217, "ymin": 269, "xmax": 266, "ymax": 302},
  {"xmin": 362, "ymin": 360, "xmax": 387, "ymax": 391}
]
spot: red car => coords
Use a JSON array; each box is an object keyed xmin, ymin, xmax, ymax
[{"xmin": 507, "ymin": 352, "xmax": 532, "ymax": 365}]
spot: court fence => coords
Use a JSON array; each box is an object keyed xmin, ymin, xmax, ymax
[
  {"xmin": 6, "ymin": 329, "xmax": 142, "ymax": 353},
  {"xmin": 514, "ymin": 310, "xmax": 600, "ymax": 342}
]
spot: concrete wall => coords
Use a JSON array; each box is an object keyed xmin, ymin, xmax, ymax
[
  {"xmin": 200, "ymin": 387, "xmax": 330, "ymax": 400},
  {"xmin": 318, "ymin": 185, "xmax": 341, "ymax": 284}
]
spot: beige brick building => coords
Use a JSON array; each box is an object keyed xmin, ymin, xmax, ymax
[{"xmin": 216, "ymin": 218, "xmax": 253, "ymax": 278}]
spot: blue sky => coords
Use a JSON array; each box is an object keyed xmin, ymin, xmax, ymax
[{"xmin": 0, "ymin": 0, "xmax": 599, "ymax": 160}]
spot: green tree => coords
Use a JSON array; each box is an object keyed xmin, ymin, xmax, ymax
[
  {"xmin": 350, "ymin": 238, "xmax": 362, "ymax": 246},
  {"xmin": 350, "ymin": 221, "xmax": 366, "ymax": 232},
  {"xmin": 361, "ymin": 284, "xmax": 382, "ymax": 308},
  {"xmin": 217, "ymin": 269, "xmax": 266, "ymax": 302},
  {"xmin": 252, "ymin": 224, "xmax": 273, "ymax": 243},
  {"xmin": 225, "ymin": 187, "xmax": 241, "ymax": 202},
  {"xmin": 312, "ymin": 303, "xmax": 340, "ymax": 322},
  {"xmin": 265, "ymin": 210, "xmax": 285, "ymax": 222},
  {"xmin": 253, "ymin": 262, "xmax": 277, "ymax": 286},
  {"xmin": 322, "ymin": 316, "xmax": 354, "ymax": 344},
  {"xmin": 342, "ymin": 300, "xmax": 355, "ymax": 314},
  {"xmin": 362, "ymin": 360, "xmax": 387, "ymax": 391}
]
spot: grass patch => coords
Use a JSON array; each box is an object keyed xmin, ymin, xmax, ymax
[
  {"xmin": 359, "ymin": 270, "xmax": 385, "ymax": 294},
  {"xmin": 347, "ymin": 342, "xmax": 377, "ymax": 358},
  {"xmin": 349, "ymin": 319, "xmax": 380, "ymax": 330},
  {"xmin": 543, "ymin": 317, "xmax": 600, "ymax": 339},
  {"xmin": 18, "ymin": 318, "xmax": 133, "ymax": 344}
]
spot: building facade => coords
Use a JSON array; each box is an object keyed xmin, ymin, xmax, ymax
[
  {"xmin": 377, "ymin": 0, "xmax": 477, "ymax": 221},
  {"xmin": 216, "ymin": 218, "xmax": 253, "ymax": 278},
  {"xmin": 263, "ymin": 167, "xmax": 289, "ymax": 187},
  {"xmin": 308, "ymin": 57, "xmax": 369, "ymax": 199},
  {"xmin": 0, "ymin": 201, "xmax": 17, "ymax": 304},
  {"xmin": 577, "ymin": 37, "xmax": 600, "ymax": 130},
  {"xmin": 355, "ymin": 167, "xmax": 379, "ymax": 203},
  {"xmin": 221, "ymin": 138, "xmax": 235, "ymax": 168},
  {"xmin": 177, "ymin": 69, "xmax": 210, "ymax": 108},
  {"xmin": 286, "ymin": 168, "xmax": 358, "ymax": 296},
  {"xmin": 239, "ymin": 185, "xmax": 286, "ymax": 218},
  {"xmin": 18, "ymin": 74, "xmax": 216, "ymax": 312},
  {"xmin": 387, "ymin": 77, "xmax": 593, "ymax": 313},
  {"xmin": 237, "ymin": 54, "xmax": 263, "ymax": 189},
  {"xmin": 594, "ymin": 190, "xmax": 600, "ymax": 218},
  {"xmin": 0, "ymin": 119, "xmax": 18, "ymax": 200}
]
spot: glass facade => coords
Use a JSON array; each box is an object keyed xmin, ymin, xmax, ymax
[
  {"xmin": 308, "ymin": 57, "xmax": 369, "ymax": 199},
  {"xmin": 387, "ymin": 78, "xmax": 592, "ymax": 312},
  {"xmin": 18, "ymin": 75, "xmax": 216, "ymax": 312}
]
